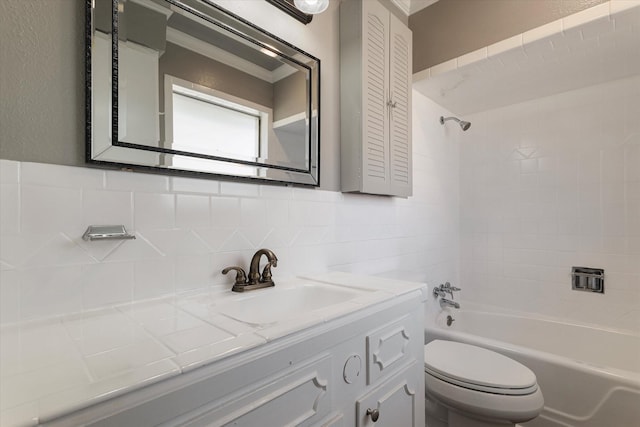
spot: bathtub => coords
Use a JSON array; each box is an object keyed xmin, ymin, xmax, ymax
[{"xmin": 424, "ymin": 305, "xmax": 640, "ymax": 426}]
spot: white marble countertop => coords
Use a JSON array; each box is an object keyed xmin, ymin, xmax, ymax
[{"xmin": 0, "ymin": 272, "xmax": 427, "ymax": 427}]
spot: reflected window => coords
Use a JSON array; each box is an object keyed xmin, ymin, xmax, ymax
[{"xmin": 166, "ymin": 76, "xmax": 271, "ymax": 174}]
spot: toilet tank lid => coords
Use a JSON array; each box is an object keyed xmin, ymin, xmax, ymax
[{"xmin": 424, "ymin": 340, "xmax": 537, "ymax": 390}]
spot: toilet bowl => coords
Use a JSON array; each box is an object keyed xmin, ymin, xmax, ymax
[{"xmin": 424, "ymin": 340, "xmax": 544, "ymax": 427}]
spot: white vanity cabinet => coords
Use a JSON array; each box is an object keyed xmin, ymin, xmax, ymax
[
  {"xmin": 340, "ymin": 0, "xmax": 412, "ymax": 197},
  {"xmin": 42, "ymin": 290, "xmax": 425, "ymax": 427}
]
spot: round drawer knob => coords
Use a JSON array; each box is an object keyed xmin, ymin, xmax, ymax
[{"xmin": 366, "ymin": 408, "xmax": 380, "ymax": 422}]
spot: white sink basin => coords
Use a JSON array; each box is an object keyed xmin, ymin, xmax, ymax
[{"xmin": 218, "ymin": 282, "xmax": 369, "ymax": 325}]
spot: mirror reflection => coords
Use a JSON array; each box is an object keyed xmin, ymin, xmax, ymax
[{"xmin": 89, "ymin": 0, "xmax": 320, "ymax": 185}]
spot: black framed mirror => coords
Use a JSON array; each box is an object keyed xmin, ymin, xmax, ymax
[
  {"xmin": 265, "ymin": 0, "xmax": 313, "ymax": 24},
  {"xmin": 86, "ymin": 0, "xmax": 320, "ymax": 186}
]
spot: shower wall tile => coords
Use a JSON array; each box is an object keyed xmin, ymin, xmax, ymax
[
  {"xmin": 461, "ymin": 75, "xmax": 640, "ymax": 332},
  {"xmin": 0, "ymin": 90, "xmax": 460, "ymax": 324}
]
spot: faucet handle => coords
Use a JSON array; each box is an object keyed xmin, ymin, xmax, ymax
[
  {"xmin": 222, "ymin": 266, "xmax": 247, "ymax": 286},
  {"xmin": 260, "ymin": 262, "xmax": 276, "ymax": 283},
  {"xmin": 433, "ymin": 287, "xmax": 446, "ymax": 298},
  {"xmin": 442, "ymin": 282, "xmax": 461, "ymax": 292}
]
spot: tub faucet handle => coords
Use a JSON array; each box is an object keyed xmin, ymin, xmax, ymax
[
  {"xmin": 443, "ymin": 282, "xmax": 461, "ymax": 296},
  {"xmin": 442, "ymin": 282, "xmax": 460, "ymax": 291},
  {"xmin": 433, "ymin": 287, "xmax": 447, "ymax": 298}
]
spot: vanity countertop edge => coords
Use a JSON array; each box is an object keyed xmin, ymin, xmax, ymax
[{"xmin": 0, "ymin": 272, "xmax": 427, "ymax": 427}]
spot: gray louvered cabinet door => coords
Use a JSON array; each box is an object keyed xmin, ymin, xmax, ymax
[
  {"xmin": 388, "ymin": 14, "xmax": 412, "ymax": 197},
  {"xmin": 340, "ymin": 0, "xmax": 412, "ymax": 197},
  {"xmin": 361, "ymin": 0, "xmax": 390, "ymax": 193}
]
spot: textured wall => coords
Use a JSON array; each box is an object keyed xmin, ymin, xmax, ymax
[
  {"xmin": 410, "ymin": 0, "xmax": 608, "ymax": 72},
  {"xmin": 0, "ymin": 0, "xmax": 85, "ymax": 166}
]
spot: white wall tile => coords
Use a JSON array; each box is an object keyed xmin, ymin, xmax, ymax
[
  {"xmin": 134, "ymin": 193, "xmax": 175, "ymax": 230},
  {"xmin": 171, "ymin": 177, "xmax": 219, "ymax": 195},
  {"xmin": 102, "ymin": 234, "xmax": 164, "ymax": 262},
  {"xmin": 22, "ymin": 233, "xmax": 96, "ymax": 268},
  {"xmin": 176, "ymin": 194, "xmax": 210, "ymax": 228},
  {"xmin": 106, "ymin": 170, "xmax": 169, "ymax": 192},
  {"xmin": 21, "ymin": 185, "xmax": 81, "ymax": 234},
  {"xmin": 20, "ymin": 266, "xmax": 84, "ymax": 320},
  {"xmin": 82, "ymin": 189, "xmax": 133, "ymax": 230},
  {"xmin": 81, "ymin": 262, "xmax": 134, "ymax": 309},
  {"xmin": 210, "ymin": 197, "xmax": 241, "ymax": 227},
  {"xmin": 174, "ymin": 255, "xmax": 213, "ymax": 292},
  {"xmin": 141, "ymin": 229, "xmax": 210, "ymax": 256},
  {"xmin": 219, "ymin": 181, "xmax": 260, "ymax": 197},
  {"xmin": 21, "ymin": 163, "xmax": 104, "ymax": 189},
  {"xmin": 0, "ymin": 160, "xmax": 20, "ymax": 184},
  {"xmin": 260, "ymin": 184, "xmax": 293, "ymax": 199},
  {"xmin": 0, "ymin": 184, "xmax": 20, "ymax": 234},
  {"xmin": 290, "ymin": 201, "xmax": 335, "ymax": 226},
  {"xmin": 133, "ymin": 259, "xmax": 174, "ymax": 300},
  {"xmin": 265, "ymin": 199, "xmax": 290, "ymax": 227},
  {"xmin": 240, "ymin": 198, "xmax": 268, "ymax": 227},
  {"xmin": 0, "ymin": 270, "xmax": 20, "ymax": 324}
]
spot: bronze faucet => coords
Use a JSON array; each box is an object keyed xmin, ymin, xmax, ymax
[{"xmin": 222, "ymin": 248, "xmax": 278, "ymax": 292}]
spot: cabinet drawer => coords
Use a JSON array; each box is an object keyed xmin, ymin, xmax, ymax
[
  {"xmin": 366, "ymin": 315, "xmax": 412, "ymax": 385},
  {"xmin": 183, "ymin": 354, "xmax": 332, "ymax": 427}
]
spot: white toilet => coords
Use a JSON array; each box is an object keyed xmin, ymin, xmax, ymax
[{"xmin": 424, "ymin": 340, "xmax": 544, "ymax": 427}]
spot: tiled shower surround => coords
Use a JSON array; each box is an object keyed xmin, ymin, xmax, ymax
[
  {"xmin": 460, "ymin": 75, "xmax": 640, "ymax": 331},
  {"xmin": 0, "ymin": 91, "xmax": 460, "ymax": 325}
]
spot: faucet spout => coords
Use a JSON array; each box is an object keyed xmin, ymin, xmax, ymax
[
  {"xmin": 440, "ymin": 298, "xmax": 460, "ymax": 309},
  {"xmin": 248, "ymin": 248, "xmax": 278, "ymax": 286}
]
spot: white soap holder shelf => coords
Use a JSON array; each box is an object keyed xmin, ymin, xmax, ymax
[{"xmin": 82, "ymin": 225, "xmax": 136, "ymax": 241}]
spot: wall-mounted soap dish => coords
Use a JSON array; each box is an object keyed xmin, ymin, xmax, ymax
[
  {"xmin": 571, "ymin": 267, "xmax": 604, "ymax": 294},
  {"xmin": 82, "ymin": 225, "xmax": 136, "ymax": 241}
]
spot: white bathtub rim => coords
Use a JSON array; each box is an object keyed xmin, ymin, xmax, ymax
[
  {"xmin": 425, "ymin": 325, "xmax": 640, "ymax": 389},
  {"xmin": 454, "ymin": 301, "xmax": 640, "ymax": 338}
]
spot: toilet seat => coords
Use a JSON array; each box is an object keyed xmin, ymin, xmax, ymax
[{"xmin": 424, "ymin": 340, "xmax": 538, "ymax": 396}]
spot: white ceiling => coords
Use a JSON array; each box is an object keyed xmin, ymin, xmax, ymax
[{"xmin": 412, "ymin": 2, "xmax": 640, "ymax": 115}]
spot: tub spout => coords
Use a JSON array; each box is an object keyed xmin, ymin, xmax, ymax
[{"xmin": 440, "ymin": 298, "xmax": 460, "ymax": 309}]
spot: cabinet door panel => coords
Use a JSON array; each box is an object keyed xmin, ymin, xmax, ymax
[
  {"xmin": 366, "ymin": 316, "xmax": 412, "ymax": 384},
  {"xmin": 362, "ymin": 0, "xmax": 390, "ymax": 193},
  {"xmin": 356, "ymin": 363, "xmax": 418, "ymax": 427},
  {"xmin": 388, "ymin": 13, "xmax": 412, "ymax": 197}
]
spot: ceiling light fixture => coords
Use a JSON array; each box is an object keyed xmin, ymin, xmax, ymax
[{"xmin": 294, "ymin": 0, "xmax": 329, "ymax": 14}]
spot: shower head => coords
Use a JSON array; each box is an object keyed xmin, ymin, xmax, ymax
[{"xmin": 440, "ymin": 116, "xmax": 471, "ymax": 131}]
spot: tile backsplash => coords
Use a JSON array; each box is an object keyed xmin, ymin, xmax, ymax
[
  {"xmin": 459, "ymin": 75, "xmax": 640, "ymax": 331},
  {"xmin": 0, "ymin": 90, "xmax": 460, "ymax": 324}
]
